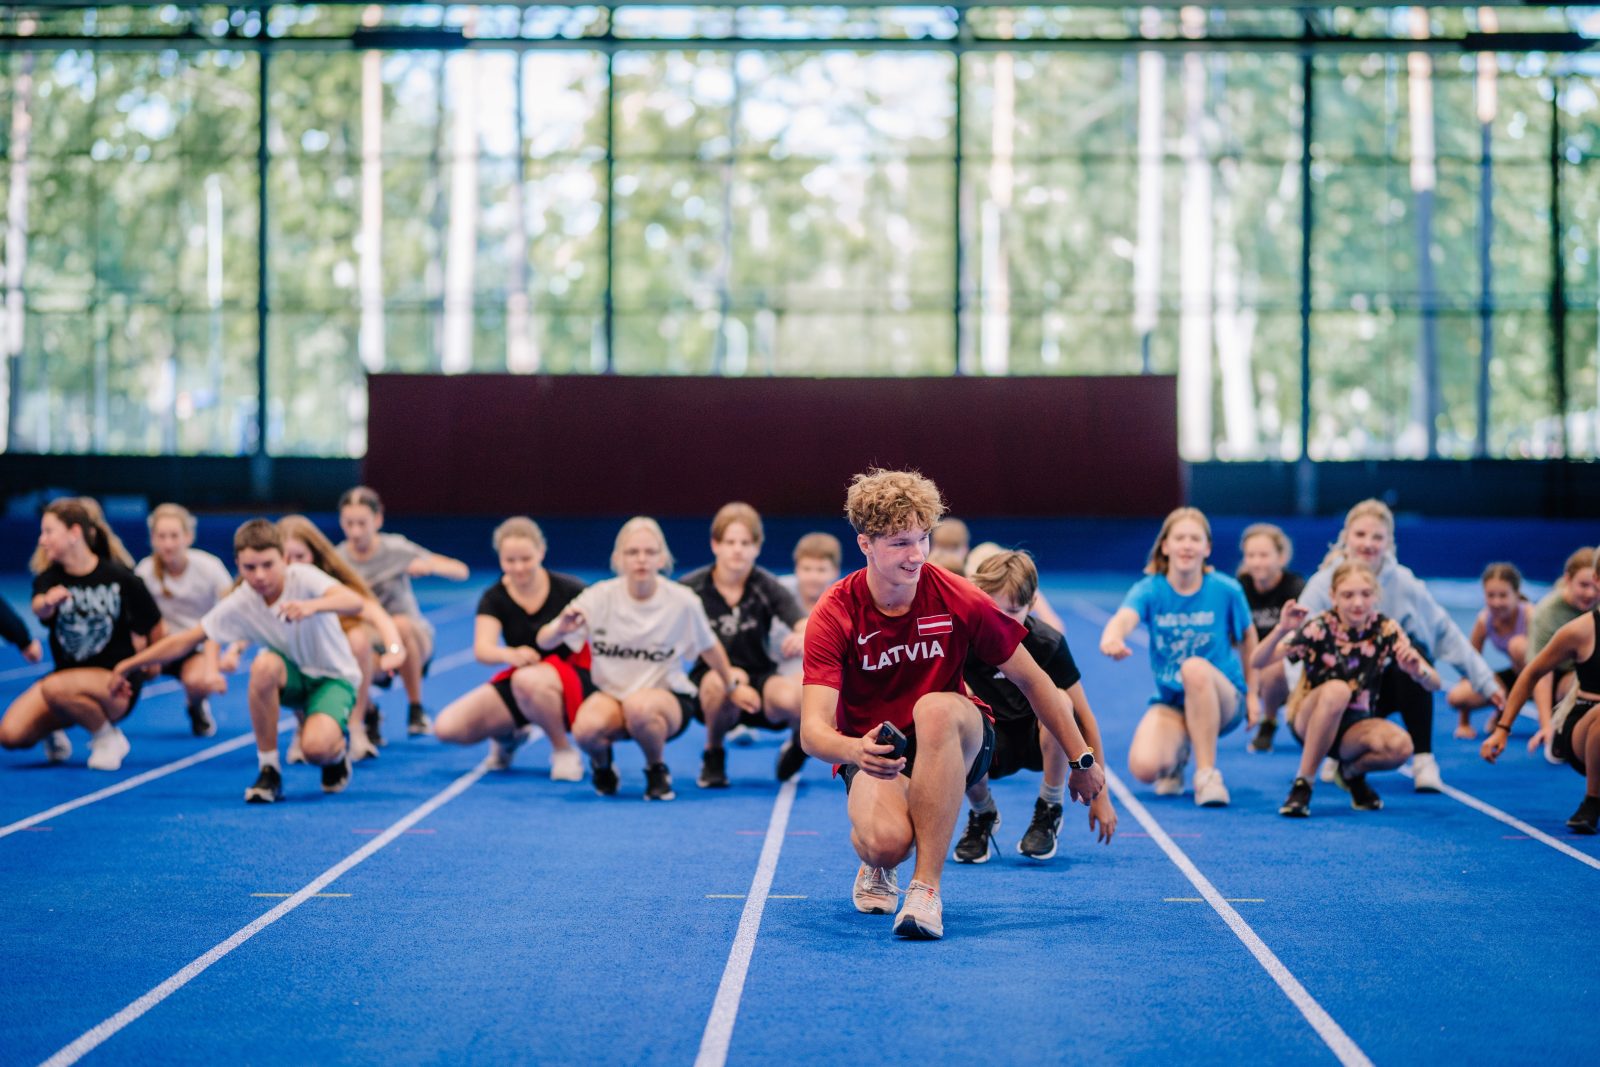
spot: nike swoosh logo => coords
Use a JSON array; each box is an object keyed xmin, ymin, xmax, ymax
[{"xmin": 857, "ymin": 630, "xmax": 880, "ymax": 645}]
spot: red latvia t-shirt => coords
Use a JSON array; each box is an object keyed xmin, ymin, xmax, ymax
[{"xmin": 802, "ymin": 563, "xmax": 1027, "ymax": 738}]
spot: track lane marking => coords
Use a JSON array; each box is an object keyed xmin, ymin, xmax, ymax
[
  {"xmin": 1110, "ymin": 770, "xmax": 1373, "ymax": 1067},
  {"xmin": 37, "ymin": 762, "xmax": 487, "ymax": 1067},
  {"xmin": 695, "ymin": 776, "xmax": 799, "ymax": 1067}
]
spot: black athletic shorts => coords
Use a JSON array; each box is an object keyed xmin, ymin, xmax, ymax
[
  {"xmin": 986, "ymin": 716, "xmax": 1045, "ymax": 781},
  {"xmin": 840, "ymin": 716, "xmax": 996, "ymax": 794},
  {"xmin": 1495, "ymin": 667, "xmax": 1519, "ymax": 693},
  {"xmin": 689, "ymin": 664, "xmax": 783, "ymax": 730},
  {"xmin": 159, "ymin": 648, "xmax": 200, "ymax": 680},
  {"xmin": 1553, "ymin": 698, "xmax": 1596, "ymax": 775}
]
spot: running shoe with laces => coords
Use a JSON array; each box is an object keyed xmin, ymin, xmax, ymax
[
  {"xmin": 893, "ymin": 880, "xmax": 944, "ymax": 940},
  {"xmin": 1410, "ymin": 752, "xmax": 1443, "ymax": 792},
  {"xmin": 549, "ymin": 747, "xmax": 584, "ymax": 782},
  {"xmin": 697, "ymin": 746, "xmax": 729, "ymax": 788},
  {"xmin": 851, "ymin": 864, "xmax": 900, "ymax": 915},
  {"xmin": 1155, "ymin": 741, "xmax": 1190, "ymax": 796},
  {"xmin": 321, "ymin": 753, "xmax": 353, "ymax": 794},
  {"xmin": 1333, "ymin": 762, "xmax": 1383, "ymax": 810},
  {"xmin": 591, "ymin": 747, "xmax": 619, "ymax": 796},
  {"xmin": 644, "ymin": 762, "xmax": 676, "ymax": 801},
  {"xmin": 952, "ymin": 808, "xmax": 1000, "ymax": 864},
  {"xmin": 43, "ymin": 730, "xmax": 72, "ymax": 764},
  {"xmin": 1279, "ymin": 776, "xmax": 1313, "ymax": 817},
  {"xmin": 245, "ymin": 764, "xmax": 283, "ymax": 803},
  {"xmin": 365, "ymin": 706, "xmax": 386, "ymax": 748},
  {"xmin": 86, "ymin": 726, "xmax": 131, "ymax": 772},
  {"xmin": 1018, "ymin": 798, "xmax": 1064, "ymax": 859},
  {"xmin": 1566, "ymin": 795, "xmax": 1600, "ymax": 835},
  {"xmin": 775, "ymin": 729, "xmax": 808, "ymax": 781},
  {"xmin": 407, "ymin": 702, "xmax": 432, "ymax": 737},
  {"xmin": 187, "ymin": 698, "xmax": 217, "ymax": 738},
  {"xmin": 485, "ymin": 725, "xmax": 532, "ymax": 771},
  {"xmin": 1248, "ymin": 717, "xmax": 1277, "ymax": 753},
  {"xmin": 1193, "ymin": 767, "xmax": 1230, "ymax": 807},
  {"xmin": 1561, "ymin": 793, "xmax": 1600, "ymax": 831}
]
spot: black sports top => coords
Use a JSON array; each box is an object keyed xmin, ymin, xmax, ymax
[{"xmin": 1575, "ymin": 608, "xmax": 1600, "ymax": 695}]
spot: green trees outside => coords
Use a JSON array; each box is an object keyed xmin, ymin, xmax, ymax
[{"xmin": 0, "ymin": 4, "xmax": 1595, "ymax": 461}]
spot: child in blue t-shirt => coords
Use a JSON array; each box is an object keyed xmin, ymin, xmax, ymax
[{"xmin": 1100, "ymin": 507, "xmax": 1256, "ymax": 808}]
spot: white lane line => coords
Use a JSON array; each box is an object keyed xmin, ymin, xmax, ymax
[
  {"xmin": 1398, "ymin": 766, "xmax": 1600, "ymax": 872},
  {"xmin": 1108, "ymin": 770, "xmax": 1373, "ymax": 1067},
  {"xmin": 0, "ymin": 717, "xmax": 296, "ymax": 840},
  {"xmin": 694, "ymin": 776, "xmax": 800, "ymax": 1067},
  {"xmin": 0, "ymin": 662, "xmax": 50, "ymax": 682},
  {"xmin": 37, "ymin": 762, "xmax": 487, "ymax": 1067}
]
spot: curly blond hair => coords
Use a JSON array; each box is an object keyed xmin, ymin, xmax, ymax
[{"xmin": 844, "ymin": 469, "xmax": 946, "ymax": 539}]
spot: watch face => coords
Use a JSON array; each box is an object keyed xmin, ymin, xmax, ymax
[{"xmin": 1076, "ymin": 752, "xmax": 1095, "ymax": 769}]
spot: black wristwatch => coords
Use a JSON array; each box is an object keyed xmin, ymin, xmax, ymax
[{"xmin": 1069, "ymin": 749, "xmax": 1096, "ymax": 771}]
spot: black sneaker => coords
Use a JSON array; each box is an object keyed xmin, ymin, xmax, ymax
[
  {"xmin": 245, "ymin": 765, "xmax": 283, "ymax": 804},
  {"xmin": 1566, "ymin": 795, "xmax": 1600, "ymax": 835},
  {"xmin": 1334, "ymin": 763, "xmax": 1383, "ymax": 811},
  {"xmin": 407, "ymin": 703, "xmax": 432, "ymax": 737},
  {"xmin": 645, "ymin": 762, "xmax": 676, "ymax": 801},
  {"xmin": 365, "ymin": 706, "xmax": 386, "ymax": 748},
  {"xmin": 187, "ymin": 699, "xmax": 217, "ymax": 738},
  {"xmin": 321, "ymin": 754, "xmax": 353, "ymax": 794},
  {"xmin": 1279, "ymin": 776, "xmax": 1313, "ymax": 817},
  {"xmin": 775, "ymin": 729, "xmax": 808, "ymax": 781},
  {"xmin": 1018, "ymin": 798, "xmax": 1064, "ymax": 859},
  {"xmin": 1249, "ymin": 717, "xmax": 1278, "ymax": 753},
  {"xmin": 697, "ymin": 746, "xmax": 729, "ymax": 789},
  {"xmin": 591, "ymin": 748, "xmax": 619, "ymax": 797},
  {"xmin": 953, "ymin": 808, "xmax": 1000, "ymax": 863}
]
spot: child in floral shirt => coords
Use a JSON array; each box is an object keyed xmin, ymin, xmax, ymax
[{"xmin": 1254, "ymin": 561, "xmax": 1440, "ymax": 817}]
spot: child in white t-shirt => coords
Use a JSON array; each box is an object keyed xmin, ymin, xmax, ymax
[
  {"xmin": 112, "ymin": 519, "xmax": 366, "ymax": 804},
  {"xmin": 538, "ymin": 517, "xmax": 740, "ymax": 801},
  {"xmin": 135, "ymin": 503, "xmax": 242, "ymax": 738}
]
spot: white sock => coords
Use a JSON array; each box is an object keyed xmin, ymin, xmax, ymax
[
  {"xmin": 258, "ymin": 749, "xmax": 281, "ymax": 771},
  {"xmin": 1040, "ymin": 782, "xmax": 1065, "ymax": 805},
  {"xmin": 90, "ymin": 723, "xmax": 117, "ymax": 742},
  {"xmin": 970, "ymin": 793, "xmax": 998, "ymax": 816}
]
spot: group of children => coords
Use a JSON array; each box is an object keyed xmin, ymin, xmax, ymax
[{"xmin": 2, "ymin": 484, "xmax": 1595, "ymax": 901}]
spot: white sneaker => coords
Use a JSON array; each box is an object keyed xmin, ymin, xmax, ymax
[
  {"xmin": 86, "ymin": 727, "xmax": 131, "ymax": 772},
  {"xmin": 348, "ymin": 726, "xmax": 379, "ymax": 763},
  {"xmin": 485, "ymin": 726, "xmax": 533, "ymax": 771},
  {"xmin": 852, "ymin": 864, "xmax": 900, "ymax": 915},
  {"xmin": 1411, "ymin": 752, "xmax": 1444, "ymax": 793},
  {"xmin": 43, "ymin": 730, "xmax": 72, "ymax": 764},
  {"xmin": 726, "ymin": 723, "xmax": 756, "ymax": 747},
  {"xmin": 1194, "ymin": 767, "xmax": 1230, "ymax": 807},
  {"xmin": 892, "ymin": 880, "xmax": 944, "ymax": 940},
  {"xmin": 549, "ymin": 747, "xmax": 584, "ymax": 782},
  {"xmin": 1318, "ymin": 756, "xmax": 1338, "ymax": 783},
  {"xmin": 287, "ymin": 734, "xmax": 306, "ymax": 764},
  {"xmin": 1154, "ymin": 739, "xmax": 1190, "ymax": 795}
]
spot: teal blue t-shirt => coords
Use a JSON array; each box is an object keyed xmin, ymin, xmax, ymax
[{"xmin": 1121, "ymin": 571, "xmax": 1252, "ymax": 707}]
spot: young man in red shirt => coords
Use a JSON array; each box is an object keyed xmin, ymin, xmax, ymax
[{"xmin": 800, "ymin": 469, "xmax": 1105, "ymax": 939}]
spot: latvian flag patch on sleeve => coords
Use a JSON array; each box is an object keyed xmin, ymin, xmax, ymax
[{"xmin": 917, "ymin": 614, "xmax": 953, "ymax": 636}]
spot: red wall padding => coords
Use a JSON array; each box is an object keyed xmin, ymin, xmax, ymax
[{"xmin": 364, "ymin": 374, "xmax": 1181, "ymax": 517}]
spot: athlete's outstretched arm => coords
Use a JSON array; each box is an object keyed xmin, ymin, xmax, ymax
[
  {"xmin": 1099, "ymin": 607, "xmax": 1139, "ymax": 660},
  {"xmin": 998, "ymin": 646, "xmax": 1103, "ymax": 803}
]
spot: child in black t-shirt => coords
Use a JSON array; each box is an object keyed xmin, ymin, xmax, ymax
[
  {"xmin": 1237, "ymin": 523, "xmax": 1305, "ymax": 754},
  {"xmin": 432, "ymin": 517, "xmax": 592, "ymax": 780},
  {"xmin": 952, "ymin": 550, "xmax": 1117, "ymax": 864},
  {"xmin": 681, "ymin": 503, "xmax": 809, "ymax": 788},
  {"xmin": 0, "ymin": 499, "xmax": 163, "ymax": 771}
]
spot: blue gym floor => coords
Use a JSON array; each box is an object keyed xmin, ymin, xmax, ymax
[{"xmin": 1, "ymin": 554, "xmax": 1595, "ymax": 1066}]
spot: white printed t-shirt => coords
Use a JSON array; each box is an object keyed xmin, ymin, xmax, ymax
[
  {"xmin": 201, "ymin": 563, "xmax": 362, "ymax": 687},
  {"xmin": 567, "ymin": 577, "xmax": 718, "ymax": 699},
  {"xmin": 136, "ymin": 550, "xmax": 234, "ymax": 632}
]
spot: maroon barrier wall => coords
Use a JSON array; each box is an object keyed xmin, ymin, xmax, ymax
[{"xmin": 364, "ymin": 374, "xmax": 1182, "ymax": 517}]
